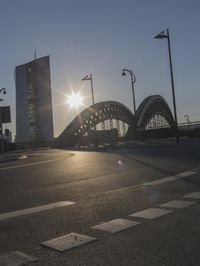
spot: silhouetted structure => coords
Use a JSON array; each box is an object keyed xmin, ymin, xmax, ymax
[
  {"xmin": 57, "ymin": 95, "xmax": 175, "ymax": 147},
  {"xmin": 15, "ymin": 56, "xmax": 54, "ymax": 143}
]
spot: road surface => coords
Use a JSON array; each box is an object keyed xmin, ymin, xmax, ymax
[{"xmin": 0, "ymin": 140, "xmax": 200, "ymax": 265}]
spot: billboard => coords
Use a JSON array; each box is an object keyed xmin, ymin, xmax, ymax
[{"xmin": 0, "ymin": 106, "xmax": 11, "ymax": 123}]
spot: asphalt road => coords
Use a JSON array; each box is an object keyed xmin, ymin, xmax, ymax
[{"xmin": 1, "ymin": 140, "xmax": 200, "ymax": 265}]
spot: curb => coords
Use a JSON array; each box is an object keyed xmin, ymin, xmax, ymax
[{"xmin": 0, "ymin": 155, "xmax": 28, "ymax": 163}]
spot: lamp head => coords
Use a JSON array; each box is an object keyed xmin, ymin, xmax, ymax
[
  {"xmin": 154, "ymin": 31, "xmax": 168, "ymax": 39},
  {"xmin": 0, "ymin": 88, "xmax": 6, "ymax": 94},
  {"xmin": 122, "ymin": 71, "xmax": 126, "ymax": 76}
]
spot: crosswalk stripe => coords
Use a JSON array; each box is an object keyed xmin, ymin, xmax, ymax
[
  {"xmin": 0, "ymin": 251, "xmax": 37, "ymax": 265},
  {"xmin": 130, "ymin": 208, "xmax": 172, "ymax": 219},
  {"xmin": 160, "ymin": 200, "xmax": 194, "ymax": 209},
  {"xmin": 41, "ymin": 232, "xmax": 97, "ymax": 252},
  {"xmin": 184, "ymin": 191, "xmax": 200, "ymax": 199},
  {"xmin": 92, "ymin": 218, "xmax": 140, "ymax": 233}
]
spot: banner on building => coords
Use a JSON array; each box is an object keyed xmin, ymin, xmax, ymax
[{"xmin": 0, "ymin": 106, "xmax": 11, "ymax": 123}]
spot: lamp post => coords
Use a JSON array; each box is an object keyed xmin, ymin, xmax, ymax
[
  {"xmin": 154, "ymin": 29, "xmax": 179, "ymax": 144},
  {"xmin": 82, "ymin": 73, "xmax": 97, "ymax": 146},
  {"xmin": 122, "ymin": 68, "xmax": 136, "ymax": 113},
  {"xmin": 0, "ymin": 88, "xmax": 7, "ymax": 153},
  {"xmin": 184, "ymin": 114, "xmax": 190, "ymax": 132},
  {"xmin": 82, "ymin": 73, "xmax": 95, "ymax": 105}
]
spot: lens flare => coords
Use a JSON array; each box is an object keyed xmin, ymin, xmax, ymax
[
  {"xmin": 117, "ymin": 160, "xmax": 125, "ymax": 170},
  {"xmin": 66, "ymin": 92, "xmax": 83, "ymax": 108}
]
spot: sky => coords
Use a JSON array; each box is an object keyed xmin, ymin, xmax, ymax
[{"xmin": 0, "ymin": 0, "xmax": 200, "ymax": 138}]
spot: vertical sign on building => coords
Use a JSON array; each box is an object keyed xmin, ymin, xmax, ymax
[{"xmin": 26, "ymin": 66, "xmax": 38, "ymax": 141}]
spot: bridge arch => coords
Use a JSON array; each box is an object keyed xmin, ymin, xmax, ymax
[
  {"xmin": 135, "ymin": 95, "xmax": 175, "ymax": 129},
  {"xmin": 57, "ymin": 101, "xmax": 134, "ymax": 147},
  {"xmin": 57, "ymin": 95, "xmax": 175, "ymax": 147}
]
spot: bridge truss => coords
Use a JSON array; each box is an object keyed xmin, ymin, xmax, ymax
[{"xmin": 57, "ymin": 95, "xmax": 175, "ymax": 147}]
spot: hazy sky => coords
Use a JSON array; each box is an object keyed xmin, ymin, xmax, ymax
[{"xmin": 0, "ymin": 0, "xmax": 200, "ymax": 137}]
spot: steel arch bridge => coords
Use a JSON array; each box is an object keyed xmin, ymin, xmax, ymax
[
  {"xmin": 135, "ymin": 95, "xmax": 174, "ymax": 129},
  {"xmin": 57, "ymin": 95, "xmax": 175, "ymax": 147}
]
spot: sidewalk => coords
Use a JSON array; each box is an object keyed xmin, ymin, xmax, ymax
[
  {"xmin": 0, "ymin": 153, "xmax": 27, "ymax": 163},
  {"xmin": 0, "ymin": 147, "xmax": 52, "ymax": 163}
]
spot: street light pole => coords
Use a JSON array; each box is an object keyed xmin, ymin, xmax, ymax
[
  {"xmin": 166, "ymin": 29, "xmax": 179, "ymax": 144},
  {"xmin": 0, "ymin": 88, "xmax": 7, "ymax": 153},
  {"xmin": 90, "ymin": 74, "xmax": 95, "ymax": 105},
  {"xmin": 82, "ymin": 73, "xmax": 97, "ymax": 146},
  {"xmin": 82, "ymin": 73, "xmax": 95, "ymax": 105},
  {"xmin": 0, "ymin": 107, "xmax": 3, "ymax": 153},
  {"xmin": 122, "ymin": 68, "xmax": 136, "ymax": 113},
  {"xmin": 154, "ymin": 29, "xmax": 179, "ymax": 144}
]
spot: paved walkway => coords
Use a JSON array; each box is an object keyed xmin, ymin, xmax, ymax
[{"xmin": 0, "ymin": 153, "xmax": 27, "ymax": 163}]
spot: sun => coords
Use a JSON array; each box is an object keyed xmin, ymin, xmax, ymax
[{"xmin": 66, "ymin": 92, "xmax": 84, "ymax": 108}]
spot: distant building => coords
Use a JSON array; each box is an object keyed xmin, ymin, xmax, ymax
[{"xmin": 15, "ymin": 56, "xmax": 54, "ymax": 142}]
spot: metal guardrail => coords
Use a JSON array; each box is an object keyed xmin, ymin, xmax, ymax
[{"xmin": 178, "ymin": 121, "xmax": 200, "ymax": 128}]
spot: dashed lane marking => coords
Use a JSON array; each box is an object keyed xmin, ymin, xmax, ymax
[
  {"xmin": 130, "ymin": 208, "xmax": 172, "ymax": 220},
  {"xmin": 0, "ymin": 251, "xmax": 37, "ymax": 266},
  {"xmin": 160, "ymin": 200, "xmax": 194, "ymax": 209},
  {"xmin": 41, "ymin": 232, "xmax": 97, "ymax": 252},
  {"xmin": 92, "ymin": 218, "xmax": 140, "ymax": 233},
  {"xmin": 0, "ymin": 201, "xmax": 75, "ymax": 221}
]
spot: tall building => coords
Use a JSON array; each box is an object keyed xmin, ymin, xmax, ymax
[{"xmin": 15, "ymin": 56, "xmax": 54, "ymax": 142}]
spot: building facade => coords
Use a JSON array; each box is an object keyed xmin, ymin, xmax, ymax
[{"xmin": 15, "ymin": 56, "xmax": 54, "ymax": 142}]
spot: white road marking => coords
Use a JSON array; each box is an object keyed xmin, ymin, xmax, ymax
[
  {"xmin": 0, "ymin": 251, "xmax": 37, "ymax": 265},
  {"xmin": 143, "ymin": 176, "xmax": 179, "ymax": 186},
  {"xmin": 184, "ymin": 192, "xmax": 200, "ymax": 199},
  {"xmin": 176, "ymin": 171, "xmax": 196, "ymax": 178},
  {"xmin": 92, "ymin": 218, "xmax": 140, "ymax": 233},
  {"xmin": 0, "ymin": 201, "xmax": 75, "ymax": 221},
  {"xmin": 130, "ymin": 208, "xmax": 172, "ymax": 219},
  {"xmin": 41, "ymin": 232, "xmax": 97, "ymax": 252},
  {"xmin": 0, "ymin": 158, "xmax": 61, "ymax": 170},
  {"xmin": 143, "ymin": 171, "xmax": 197, "ymax": 186},
  {"xmin": 105, "ymin": 170, "xmax": 198, "ymax": 194},
  {"xmin": 18, "ymin": 155, "xmax": 28, "ymax": 160},
  {"xmin": 160, "ymin": 200, "xmax": 194, "ymax": 209},
  {"xmin": 105, "ymin": 184, "xmax": 140, "ymax": 194}
]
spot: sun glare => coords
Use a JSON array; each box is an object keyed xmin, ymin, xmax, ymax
[{"xmin": 66, "ymin": 92, "xmax": 84, "ymax": 108}]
